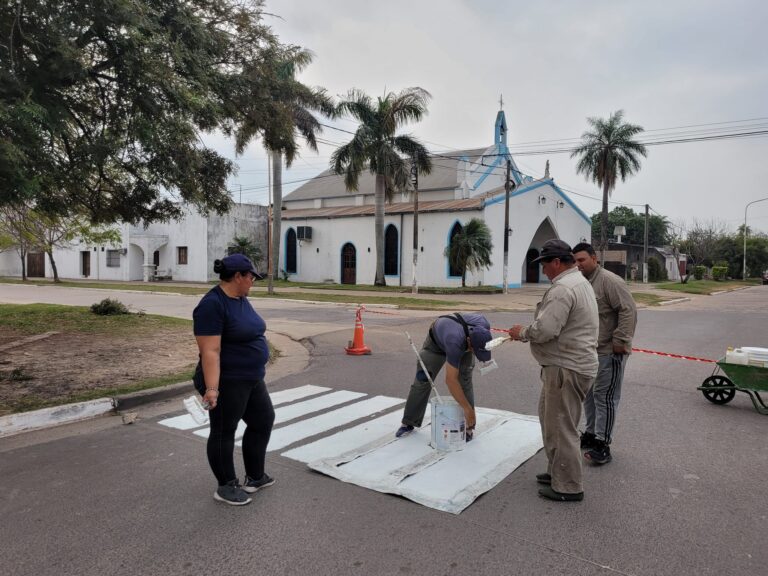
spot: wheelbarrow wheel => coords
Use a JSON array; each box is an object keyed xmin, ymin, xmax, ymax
[{"xmin": 701, "ymin": 375, "xmax": 736, "ymax": 405}]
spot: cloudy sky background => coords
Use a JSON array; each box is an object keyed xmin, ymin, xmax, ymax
[{"xmin": 205, "ymin": 0, "xmax": 768, "ymax": 235}]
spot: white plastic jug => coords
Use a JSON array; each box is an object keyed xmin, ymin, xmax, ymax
[
  {"xmin": 430, "ymin": 397, "xmax": 466, "ymax": 451},
  {"xmin": 725, "ymin": 348, "xmax": 748, "ymax": 365}
]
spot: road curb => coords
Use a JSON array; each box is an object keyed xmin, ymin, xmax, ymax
[
  {"xmin": 0, "ymin": 398, "xmax": 114, "ymax": 439},
  {"xmin": 658, "ymin": 297, "xmax": 690, "ymax": 306},
  {"xmin": 113, "ymin": 381, "xmax": 192, "ymax": 411}
]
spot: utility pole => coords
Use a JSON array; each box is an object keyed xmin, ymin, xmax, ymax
[
  {"xmin": 643, "ymin": 203, "xmax": 649, "ymax": 283},
  {"xmin": 503, "ymin": 159, "xmax": 512, "ymax": 294},
  {"xmin": 267, "ymin": 152, "xmax": 274, "ymax": 295},
  {"xmin": 411, "ymin": 153, "xmax": 419, "ymax": 295}
]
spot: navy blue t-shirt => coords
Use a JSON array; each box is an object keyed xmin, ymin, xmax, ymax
[{"xmin": 193, "ymin": 286, "xmax": 270, "ymax": 381}]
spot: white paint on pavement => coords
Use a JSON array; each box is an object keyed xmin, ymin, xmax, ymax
[
  {"xmin": 309, "ymin": 408, "xmax": 542, "ymax": 514},
  {"xmin": 274, "ymin": 390, "xmax": 366, "ymax": 425},
  {"xmin": 269, "ymin": 384, "xmax": 330, "ymax": 406},
  {"xmin": 266, "ymin": 395, "xmax": 403, "ymax": 451}
]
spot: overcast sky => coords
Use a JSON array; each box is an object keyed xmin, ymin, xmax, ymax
[{"xmin": 206, "ymin": 0, "xmax": 768, "ymax": 235}]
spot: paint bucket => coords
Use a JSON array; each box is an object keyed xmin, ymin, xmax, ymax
[{"xmin": 430, "ymin": 397, "xmax": 466, "ymax": 451}]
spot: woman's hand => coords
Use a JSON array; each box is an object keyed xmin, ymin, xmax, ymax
[{"xmin": 203, "ymin": 388, "xmax": 219, "ymax": 410}]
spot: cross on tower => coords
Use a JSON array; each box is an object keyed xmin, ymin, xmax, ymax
[{"xmin": 499, "ymin": 94, "xmax": 504, "ymax": 110}]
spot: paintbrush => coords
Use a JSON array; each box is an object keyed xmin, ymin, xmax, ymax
[{"xmin": 485, "ymin": 335, "xmax": 511, "ymax": 350}]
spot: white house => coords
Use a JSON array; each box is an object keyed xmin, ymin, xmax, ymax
[
  {"xmin": 0, "ymin": 204, "xmax": 268, "ymax": 282},
  {"xmin": 278, "ymin": 111, "xmax": 592, "ymax": 287}
]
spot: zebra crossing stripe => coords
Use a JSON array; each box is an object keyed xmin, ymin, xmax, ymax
[
  {"xmin": 270, "ymin": 384, "xmax": 330, "ymax": 406},
  {"xmin": 274, "ymin": 390, "xmax": 366, "ymax": 425},
  {"xmin": 264, "ymin": 396, "xmax": 403, "ymax": 452}
]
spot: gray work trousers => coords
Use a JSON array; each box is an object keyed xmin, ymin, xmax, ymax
[
  {"xmin": 584, "ymin": 354, "xmax": 627, "ymax": 445},
  {"xmin": 401, "ymin": 332, "xmax": 475, "ymax": 427},
  {"xmin": 539, "ymin": 365, "xmax": 593, "ymax": 494}
]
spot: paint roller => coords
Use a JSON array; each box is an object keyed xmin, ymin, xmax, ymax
[{"xmin": 404, "ymin": 331, "xmax": 444, "ymax": 404}]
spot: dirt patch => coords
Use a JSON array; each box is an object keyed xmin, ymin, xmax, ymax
[{"xmin": 0, "ymin": 326, "xmax": 198, "ymax": 415}]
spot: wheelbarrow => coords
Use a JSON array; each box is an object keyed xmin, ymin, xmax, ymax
[{"xmin": 698, "ymin": 359, "xmax": 768, "ymax": 415}]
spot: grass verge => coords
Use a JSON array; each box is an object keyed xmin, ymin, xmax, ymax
[
  {"xmin": 0, "ymin": 303, "xmax": 190, "ymax": 334},
  {"xmin": 653, "ymin": 279, "xmax": 760, "ymax": 295},
  {"xmin": 6, "ymin": 366, "xmax": 197, "ymax": 414},
  {"xmin": 632, "ymin": 293, "xmax": 663, "ymax": 306}
]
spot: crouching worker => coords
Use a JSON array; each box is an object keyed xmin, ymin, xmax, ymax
[{"xmin": 396, "ymin": 313, "xmax": 494, "ymax": 441}]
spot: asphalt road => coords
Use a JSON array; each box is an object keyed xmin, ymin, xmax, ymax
[{"xmin": 1, "ymin": 284, "xmax": 766, "ymax": 576}]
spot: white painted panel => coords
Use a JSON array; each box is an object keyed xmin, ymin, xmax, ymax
[
  {"xmin": 269, "ymin": 385, "xmax": 330, "ymax": 406},
  {"xmin": 309, "ymin": 408, "xmax": 543, "ymax": 514},
  {"xmin": 267, "ymin": 396, "xmax": 403, "ymax": 452},
  {"xmin": 274, "ymin": 390, "xmax": 365, "ymax": 424}
]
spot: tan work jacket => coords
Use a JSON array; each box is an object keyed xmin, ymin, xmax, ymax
[
  {"xmin": 585, "ymin": 265, "xmax": 637, "ymax": 355},
  {"xmin": 521, "ymin": 266, "xmax": 599, "ymax": 378}
]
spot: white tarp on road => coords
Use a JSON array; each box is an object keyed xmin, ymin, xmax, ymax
[{"xmin": 304, "ymin": 407, "xmax": 543, "ymax": 515}]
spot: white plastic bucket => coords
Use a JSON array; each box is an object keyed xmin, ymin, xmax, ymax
[{"xmin": 430, "ymin": 397, "xmax": 466, "ymax": 451}]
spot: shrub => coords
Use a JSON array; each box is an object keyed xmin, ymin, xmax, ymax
[
  {"xmin": 712, "ymin": 266, "xmax": 728, "ymax": 281},
  {"xmin": 90, "ymin": 298, "xmax": 129, "ymax": 315},
  {"xmin": 647, "ymin": 257, "xmax": 668, "ymax": 282},
  {"xmin": 694, "ymin": 266, "xmax": 706, "ymax": 280}
]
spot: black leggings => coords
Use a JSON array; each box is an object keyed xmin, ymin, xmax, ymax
[{"xmin": 207, "ymin": 377, "xmax": 275, "ymax": 485}]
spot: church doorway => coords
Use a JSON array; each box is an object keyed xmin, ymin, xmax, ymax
[
  {"xmin": 525, "ymin": 248, "xmax": 540, "ymax": 283},
  {"xmin": 341, "ymin": 243, "xmax": 356, "ymax": 285}
]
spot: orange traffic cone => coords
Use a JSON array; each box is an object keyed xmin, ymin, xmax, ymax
[{"xmin": 345, "ymin": 306, "xmax": 372, "ymax": 355}]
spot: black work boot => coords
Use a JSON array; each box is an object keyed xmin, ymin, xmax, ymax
[{"xmin": 584, "ymin": 439, "xmax": 612, "ymax": 465}]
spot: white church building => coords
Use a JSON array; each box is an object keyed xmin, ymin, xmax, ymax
[{"xmin": 278, "ymin": 111, "xmax": 591, "ymax": 287}]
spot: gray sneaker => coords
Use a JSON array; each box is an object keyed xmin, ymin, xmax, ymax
[
  {"xmin": 213, "ymin": 480, "xmax": 252, "ymax": 506},
  {"xmin": 242, "ymin": 474, "xmax": 275, "ymax": 494}
]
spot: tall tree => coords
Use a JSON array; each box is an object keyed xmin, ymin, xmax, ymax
[
  {"xmin": 331, "ymin": 88, "xmax": 432, "ymax": 285},
  {"xmin": 23, "ymin": 211, "xmax": 121, "ymax": 282},
  {"xmin": 0, "ymin": 204, "xmax": 32, "ymax": 280},
  {"xmin": 234, "ymin": 49, "xmax": 334, "ymax": 280},
  {"xmin": 571, "ymin": 111, "xmax": 647, "ymax": 261},
  {"xmin": 0, "ymin": 0, "xmax": 317, "ymax": 224},
  {"xmin": 590, "ymin": 205, "xmax": 669, "ymax": 246},
  {"xmin": 443, "ymin": 218, "xmax": 494, "ymax": 287}
]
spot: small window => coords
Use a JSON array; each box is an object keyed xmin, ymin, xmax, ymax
[
  {"xmin": 106, "ymin": 250, "xmax": 120, "ymax": 267},
  {"xmin": 177, "ymin": 246, "xmax": 188, "ymax": 265}
]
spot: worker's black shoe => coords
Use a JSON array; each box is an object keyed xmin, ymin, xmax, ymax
[
  {"xmin": 580, "ymin": 431, "xmax": 597, "ymax": 450},
  {"xmin": 536, "ymin": 473, "xmax": 552, "ymax": 485},
  {"xmin": 584, "ymin": 440, "xmax": 612, "ymax": 465},
  {"xmin": 538, "ymin": 486, "xmax": 584, "ymax": 502},
  {"xmin": 395, "ymin": 425, "xmax": 414, "ymax": 438}
]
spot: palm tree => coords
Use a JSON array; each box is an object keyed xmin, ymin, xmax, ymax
[
  {"xmin": 571, "ymin": 110, "xmax": 647, "ymax": 261},
  {"xmin": 444, "ymin": 218, "xmax": 493, "ymax": 287},
  {"xmin": 331, "ymin": 88, "xmax": 432, "ymax": 285},
  {"xmin": 234, "ymin": 47, "xmax": 334, "ymax": 289}
]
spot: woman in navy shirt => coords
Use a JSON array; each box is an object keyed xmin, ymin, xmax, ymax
[{"xmin": 193, "ymin": 253, "xmax": 275, "ymax": 506}]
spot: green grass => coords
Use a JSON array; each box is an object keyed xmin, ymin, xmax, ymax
[
  {"xmin": 0, "ymin": 277, "xmax": 472, "ymax": 308},
  {"xmin": 632, "ymin": 293, "xmax": 663, "ymax": 306},
  {"xmin": 653, "ymin": 279, "xmax": 759, "ymax": 295},
  {"xmin": 251, "ymin": 291, "xmax": 465, "ymax": 308},
  {"xmin": 0, "ymin": 303, "xmax": 190, "ymax": 335},
  {"xmin": 5, "ymin": 366, "xmax": 197, "ymax": 414}
]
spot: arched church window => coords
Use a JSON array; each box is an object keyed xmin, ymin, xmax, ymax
[
  {"xmin": 286, "ymin": 228, "xmax": 297, "ymax": 274},
  {"xmin": 384, "ymin": 225, "xmax": 398, "ymax": 276},
  {"xmin": 448, "ymin": 222, "xmax": 463, "ymax": 277}
]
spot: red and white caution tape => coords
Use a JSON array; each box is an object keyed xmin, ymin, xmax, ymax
[{"xmin": 630, "ymin": 347, "xmax": 716, "ymax": 363}]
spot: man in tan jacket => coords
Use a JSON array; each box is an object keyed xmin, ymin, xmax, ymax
[
  {"xmin": 509, "ymin": 239, "xmax": 598, "ymax": 502},
  {"xmin": 572, "ymin": 242, "xmax": 637, "ymax": 465}
]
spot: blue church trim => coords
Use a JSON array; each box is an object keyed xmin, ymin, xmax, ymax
[{"xmin": 484, "ymin": 179, "xmax": 592, "ymax": 225}]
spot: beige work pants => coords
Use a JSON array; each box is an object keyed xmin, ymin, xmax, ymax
[{"xmin": 538, "ymin": 365, "xmax": 593, "ymax": 494}]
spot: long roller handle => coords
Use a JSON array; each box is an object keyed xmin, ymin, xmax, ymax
[{"xmin": 405, "ymin": 331, "xmax": 443, "ymax": 404}]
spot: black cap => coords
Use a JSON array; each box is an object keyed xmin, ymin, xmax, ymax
[{"xmin": 531, "ymin": 239, "xmax": 573, "ymax": 263}]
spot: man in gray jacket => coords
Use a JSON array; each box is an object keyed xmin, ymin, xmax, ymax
[
  {"xmin": 509, "ymin": 239, "xmax": 598, "ymax": 502},
  {"xmin": 572, "ymin": 242, "xmax": 637, "ymax": 465}
]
